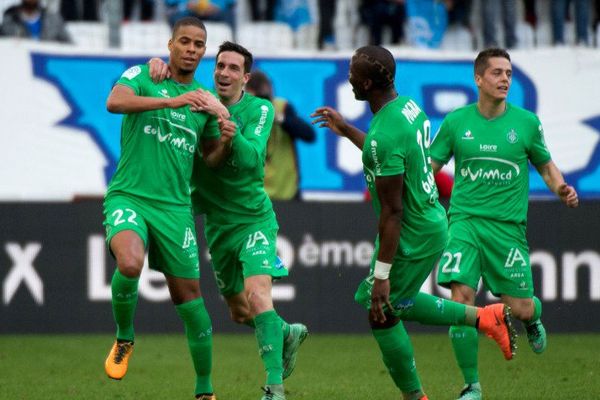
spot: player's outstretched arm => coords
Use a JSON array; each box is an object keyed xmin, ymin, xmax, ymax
[
  {"xmin": 106, "ymin": 84, "xmax": 205, "ymax": 114},
  {"xmin": 370, "ymin": 174, "xmax": 404, "ymax": 323},
  {"xmin": 535, "ymin": 160, "xmax": 579, "ymax": 208},
  {"xmin": 311, "ymin": 106, "xmax": 366, "ymax": 150}
]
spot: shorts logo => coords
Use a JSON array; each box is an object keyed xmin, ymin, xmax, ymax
[
  {"xmin": 246, "ymin": 230, "xmax": 269, "ymax": 249},
  {"xmin": 504, "ymin": 247, "xmax": 527, "ymax": 268},
  {"xmin": 519, "ymin": 281, "xmax": 528, "ymax": 290},
  {"xmin": 182, "ymin": 227, "xmax": 196, "ymax": 249}
]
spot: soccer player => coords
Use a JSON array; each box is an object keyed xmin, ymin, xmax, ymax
[
  {"xmin": 149, "ymin": 42, "xmax": 307, "ymax": 400},
  {"xmin": 311, "ymin": 45, "xmax": 518, "ymax": 400},
  {"xmin": 429, "ymin": 47, "xmax": 579, "ymax": 400},
  {"xmin": 103, "ymin": 17, "xmax": 235, "ymax": 400}
]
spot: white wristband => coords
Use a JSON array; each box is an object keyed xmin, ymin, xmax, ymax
[{"xmin": 373, "ymin": 260, "xmax": 392, "ymax": 280}]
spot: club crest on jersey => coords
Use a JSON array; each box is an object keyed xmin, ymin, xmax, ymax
[
  {"xmin": 462, "ymin": 130, "xmax": 474, "ymax": 140},
  {"xmin": 506, "ymin": 129, "xmax": 519, "ymax": 144}
]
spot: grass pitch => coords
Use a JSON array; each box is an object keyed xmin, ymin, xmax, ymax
[{"xmin": 1, "ymin": 333, "xmax": 598, "ymax": 399}]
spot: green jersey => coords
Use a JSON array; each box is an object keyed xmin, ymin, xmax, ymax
[
  {"xmin": 191, "ymin": 92, "xmax": 275, "ymax": 224},
  {"xmin": 363, "ymin": 96, "xmax": 447, "ymax": 259},
  {"xmin": 430, "ymin": 103, "xmax": 551, "ymax": 224},
  {"xmin": 106, "ymin": 64, "xmax": 219, "ymax": 208}
]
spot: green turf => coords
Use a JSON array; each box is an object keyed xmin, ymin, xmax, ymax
[{"xmin": 1, "ymin": 333, "xmax": 598, "ymax": 399}]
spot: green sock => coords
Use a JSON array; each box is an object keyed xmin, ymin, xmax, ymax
[
  {"xmin": 280, "ymin": 317, "xmax": 290, "ymax": 339},
  {"xmin": 400, "ymin": 292, "xmax": 468, "ymax": 326},
  {"xmin": 449, "ymin": 326, "xmax": 479, "ymax": 384},
  {"xmin": 254, "ymin": 310, "xmax": 284, "ymax": 385},
  {"xmin": 175, "ymin": 297, "xmax": 213, "ymax": 396},
  {"xmin": 111, "ymin": 269, "xmax": 139, "ymax": 342},
  {"xmin": 527, "ymin": 296, "xmax": 542, "ymax": 324},
  {"xmin": 372, "ymin": 322, "xmax": 422, "ymax": 394}
]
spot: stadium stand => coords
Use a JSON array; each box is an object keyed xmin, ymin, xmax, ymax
[
  {"xmin": 66, "ymin": 21, "xmax": 108, "ymax": 50},
  {"xmin": 294, "ymin": 23, "xmax": 318, "ymax": 50},
  {"xmin": 204, "ymin": 21, "xmax": 233, "ymax": 53},
  {"xmin": 120, "ymin": 20, "xmax": 171, "ymax": 52},
  {"xmin": 236, "ymin": 21, "xmax": 294, "ymax": 53},
  {"xmin": 0, "ymin": 0, "xmax": 19, "ymax": 23},
  {"xmin": 3, "ymin": 0, "xmax": 597, "ymax": 51},
  {"xmin": 440, "ymin": 25, "xmax": 474, "ymax": 51}
]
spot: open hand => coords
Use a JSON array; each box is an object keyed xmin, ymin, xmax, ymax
[
  {"xmin": 370, "ymin": 278, "xmax": 394, "ymax": 323},
  {"xmin": 191, "ymin": 89, "xmax": 230, "ymax": 119},
  {"xmin": 148, "ymin": 57, "xmax": 171, "ymax": 83},
  {"xmin": 310, "ymin": 106, "xmax": 346, "ymax": 137}
]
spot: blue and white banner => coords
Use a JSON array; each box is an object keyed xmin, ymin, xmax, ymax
[{"xmin": 1, "ymin": 40, "xmax": 598, "ymax": 200}]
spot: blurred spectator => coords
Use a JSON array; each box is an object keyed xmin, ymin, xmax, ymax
[
  {"xmin": 524, "ymin": 0, "xmax": 537, "ymax": 27},
  {"xmin": 164, "ymin": 0, "xmax": 236, "ymax": 29},
  {"xmin": 359, "ymin": 0, "xmax": 406, "ymax": 46},
  {"xmin": 480, "ymin": 0, "xmax": 517, "ymax": 48},
  {"xmin": 551, "ymin": 0, "xmax": 591, "ymax": 46},
  {"xmin": 446, "ymin": 0, "xmax": 472, "ymax": 29},
  {"xmin": 124, "ymin": 0, "xmax": 155, "ymax": 21},
  {"xmin": 274, "ymin": 0, "xmax": 312, "ymax": 31},
  {"xmin": 405, "ymin": 0, "xmax": 448, "ymax": 48},
  {"xmin": 0, "ymin": 0, "xmax": 71, "ymax": 42},
  {"xmin": 60, "ymin": 0, "xmax": 100, "ymax": 21},
  {"xmin": 595, "ymin": 0, "xmax": 600, "ymax": 32},
  {"xmin": 248, "ymin": 0, "xmax": 275, "ymax": 21},
  {"xmin": 318, "ymin": 0, "xmax": 336, "ymax": 49},
  {"xmin": 245, "ymin": 70, "xmax": 316, "ymax": 201}
]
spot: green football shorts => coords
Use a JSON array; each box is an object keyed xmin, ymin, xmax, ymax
[
  {"xmin": 355, "ymin": 236, "xmax": 444, "ymax": 315},
  {"xmin": 204, "ymin": 215, "xmax": 288, "ymax": 298},
  {"xmin": 103, "ymin": 195, "xmax": 200, "ymax": 279},
  {"xmin": 437, "ymin": 216, "xmax": 533, "ymax": 298}
]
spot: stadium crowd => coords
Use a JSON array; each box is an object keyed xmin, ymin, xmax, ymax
[{"xmin": 1, "ymin": 0, "xmax": 600, "ymax": 49}]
